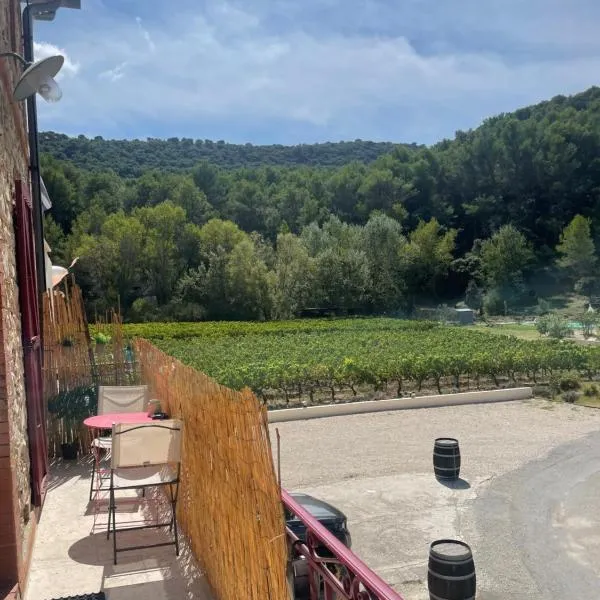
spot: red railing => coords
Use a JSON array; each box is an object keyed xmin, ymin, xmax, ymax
[{"xmin": 282, "ymin": 489, "xmax": 405, "ymax": 600}]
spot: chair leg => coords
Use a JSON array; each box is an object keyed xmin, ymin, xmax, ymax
[
  {"xmin": 170, "ymin": 485, "xmax": 179, "ymax": 556},
  {"xmin": 89, "ymin": 458, "xmax": 96, "ymax": 502},
  {"xmin": 172, "ymin": 502, "xmax": 179, "ymax": 556},
  {"xmin": 107, "ymin": 487, "xmax": 113, "ymax": 540},
  {"xmin": 111, "ymin": 489, "xmax": 118, "ymax": 565}
]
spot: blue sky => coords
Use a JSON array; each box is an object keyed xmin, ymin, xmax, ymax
[{"xmin": 33, "ymin": 0, "xmax": 600, "ymax": 145}]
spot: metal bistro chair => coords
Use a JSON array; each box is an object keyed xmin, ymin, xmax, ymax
[
  {"xmin": 107, "ymin": 419, "xmax": 182, "ymax": 565},
  {"xmin": 89, "ymin": 385, "xmax": 149, "ymax": 501}
]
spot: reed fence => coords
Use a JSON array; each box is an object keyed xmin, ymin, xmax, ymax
[
  {"xmin": 134, "ymin": 338, "xmax": 289, "ymax": 600},
  {"xmin": 42, "ymin": 278, "xmax": 137, "ymax": 456}
]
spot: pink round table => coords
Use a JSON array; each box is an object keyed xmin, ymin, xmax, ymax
[
  {"xmin": 85, "ymin": 412, "xmax": 156, "ymax": 515},
  {"xmin": 84, "ymin": 412, "xmax": 154, "ymax": 429}
]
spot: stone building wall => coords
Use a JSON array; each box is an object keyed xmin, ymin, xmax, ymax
[{"xmin": 0, "ymin": 0, "xmax": 33, "ymax": 593}]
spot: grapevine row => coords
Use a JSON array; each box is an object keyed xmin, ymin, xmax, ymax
[{"xmin": 124, "ymin": 318, "xmax": 600, "ymax": 402}]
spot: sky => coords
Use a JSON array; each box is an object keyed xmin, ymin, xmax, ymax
[{"xmin": 33, "ymin": 0, "xmax": 600, "ymax": 146}]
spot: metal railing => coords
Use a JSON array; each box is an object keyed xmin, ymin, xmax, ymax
[{"xmin": 282, "ymin": 490, "xmax": 405, "ymax": 600}]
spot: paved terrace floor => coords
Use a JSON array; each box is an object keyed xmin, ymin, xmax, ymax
[
  {"xmin": 271, "ymin": 398, "xmax": 600, "ymax": 600},
  {"xmin": 25, "ymin": 461, "xmax": 214, "ymax": 600}
]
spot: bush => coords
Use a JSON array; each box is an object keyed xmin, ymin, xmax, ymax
[
  {"xmin": 167, "ymin": 301, "xmax": 207, "ymax": 322},
  {"xmin": 535, "ymin": 316, "xmax": 549, "ymax": 336},
  {"xmin": 579, "ymin": 312, "xmax": 598, "ymax": 338},
  {"xmin": 93, "ymin": 332, "xmax": 111, "ymax": 345},
  {"xmin": 483, "ymin": 288, "xmax": 505, "ymax": 316},
  {"xmin": 532, "ymin": 385, "xmax": 553, "ymax": 399},
  {"xmin": 548, "ymin": 315, "xmax": 571, "ymax": 339},
  {"xmin": 574, "ymin": 277, "xmax": 597, "ymax": 296},
  {"xmin": 536, "ymin": 314, "xmax": 571, "ymax": 339},
  {"xmin": 582, "ymin": 383, "xmax": 600, "ymax": 397},
  {"xmin": 561, "ymin": 390, "xmax": 580, "ymax": 404},
  {"xmin": 558, "ymin": 377, "xmax": 580, "ymax": 391},
  {"xmin": 465, "ymin": 280, "xmax": 483, "ymax": 312},
  {"xmin": 548, "ymin": 375, "xmax": 580, "ymax": 395},
  {"xmin": 129, "ymin": 297, "xmax": 160, "ymax": 322},
  {"xmin": 535, "ymin": 298, "xmax": 551, "ymax": 316}
]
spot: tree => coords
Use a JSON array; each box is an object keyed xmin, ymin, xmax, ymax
[
  {"xmin": 479, "ymin": 225, "xmax": 533, "ymax": 289},
  {"xmin": 273, "ymin": 234, "xmax": 315, "ymax": 318},
  {"xmin": 74, "ymin": 212, "xmax": 146, "ymax": 314},
  {"xmin": 362, "ymin": 213, "xmax": 406, "ymax": 311},
  {"xmin": 226, "ymin": 239, "xmax": 274, "ymax": 320},
  {"xmin": 313, "ymin": 248, "xmax": 370, "ymax": 311},
  {"xmin": 465, "ymin": 280, "xmax": 483, "ymax": 314},
  {"xmin": 198, "ymin": 218, "xmax": 247, "ymax": 258},
  {"xmin": 40, "ymin": 154, "xmax": 83, "ymax": 232},
  {"xmin": 134, "ymin": 202, "xmax": 187, "ymax": 305},
  {"xmin": 171, "ymin": 177, "xmax": 214, "ymax": 225},
  {"xmin": 556, "ymin": 215, "xmax": 597, "ymax": 284},
  {"xmin": 36, "ymin": 87, "xmax": 600, "ymax": 322},
  {"xmin": 171, "ymin": 268, "xmax": 208, "ymax": 321},
  {"xmin": 401, "ymin": 218, "xmax": 457, "ymax": 297},
  {"xmin": 44, "ymin": 215, "xmax": 67, "ymax": 265}
]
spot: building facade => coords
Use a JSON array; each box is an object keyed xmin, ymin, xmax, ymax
[{"xmin": 0, "ymin": 1, "xmax": 35, "ymax": 596}]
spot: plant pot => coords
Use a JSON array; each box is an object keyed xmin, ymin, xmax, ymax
[{"xmin": 61, "ymin": 442, "xmax": 79, "ymax": 460}]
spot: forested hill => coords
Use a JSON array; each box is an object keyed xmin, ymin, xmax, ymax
[
  {"xmin": 41, "ymin": 86, "xmax": 600, "ymax": 322},
  {"xmin": 39, "ymin": 132, "xmax": 410, "ymax": 176}
]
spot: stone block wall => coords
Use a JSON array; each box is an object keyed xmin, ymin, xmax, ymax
[{"xmin": 0, "ymin": 0, "xmax": 33, "ymax": 593}]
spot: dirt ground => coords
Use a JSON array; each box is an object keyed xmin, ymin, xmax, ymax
[{"xmin": 271, "ymin": 399, "xmax": 600, "ymax": 599}]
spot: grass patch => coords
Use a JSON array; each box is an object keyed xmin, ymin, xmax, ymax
[
  {"xmin": 576, "ymin": 396, "xmax": 600, "ymax": 408},
  {"xmin": 468, "ymin": 323, "xmax": 540, "ymax": 341}
]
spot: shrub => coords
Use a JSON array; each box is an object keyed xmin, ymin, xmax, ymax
[
  {"xmin": 582, "ymin": 383, "xmax": 600, "ymax": 397},
  {"xmin": 465, "ymin": 280, "xmax": 483, "ymax": 312},
  {"xmin": 93, "ymin": 332, "xmax": 111, "ymax": 345},
  {"xmin": 129, "ymin": 297, "xmax": 160, "ymax": 322},
  {"xmin": 547, "ymin": 315, "xmax": 571, "ymax": 339},
  {"xmin": 167, "ymin": 301, "xmax": 207, "ymax": 322},
  {"xmin": 532, "ymin": 385, "xmax": 553, "ymax": 399},
  {"xmin": 535, "ymin": 298, "xmax": 551, "ymax": 316},
  {"xmin": 574, "ymin": 277, "xmax": 597, "ymax": 296},
  {"xmin": 537, "ymin": 314, "xmax": 571, "ymax": 339},
  {"xmin": 535, "ymin": 316, "xmax": 549, "ymax": 336},
  {"xmin": 561, "ymin": 390, "xmax": 580, "ymax": 404},
  {"xmin": 579, "ymin": 312, "xmax": 598, "ymax": 338},
  {"xmin": 483, "ymin": 288, "xmax": 505, "ymax": 316},
  {"xmin": 558, "ymin": 377, "xmax": 580, "ymax": 391}
]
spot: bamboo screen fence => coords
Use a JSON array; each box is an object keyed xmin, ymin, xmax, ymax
[
  {"xmin": 42, "ymin": 278, "xmax": 137, "ymax": 456},
  {"xmin": 43, "ymin": 279, "xmax": 93, "ymax": 395},
  {"xmin": 42, "ymin": 279, "xmax": 95, "ymax": 455},
  {"xmin": 134, "ymin": 338, "xmax": 289, "ymax": 600}
]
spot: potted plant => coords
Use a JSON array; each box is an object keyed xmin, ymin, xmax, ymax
[{"xmin": 48, "ymin": 385, "xmax": 98, "ymax": 460}]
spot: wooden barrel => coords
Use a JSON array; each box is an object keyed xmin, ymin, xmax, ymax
[
  {"xmin": 428, "ymin": 539, "xmax": 476, "ymax": 600},
  {"xmin": 433, "ymin": 438, "xmax": 460, "ymax": 480}
]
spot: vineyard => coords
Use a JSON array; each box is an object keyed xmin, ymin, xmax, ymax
[{"xmin": 111, "ymin": 318, "xmax": 600, "ymax": 405}]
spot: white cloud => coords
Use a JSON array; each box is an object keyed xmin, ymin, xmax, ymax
[
  {"xmin": 99, "ymin": 62, "xmax": 127, "ymax": 83},
  {"xmin": 33, "ymin": 41, "xmax": 80, "ymax": 79},
  {"xmin": 135, "ymin": 17, "xmax": 156, "ymax": 53},
  {"xmin": 34, "ymin": 0, "xmax": 600, "ymax": 143}
]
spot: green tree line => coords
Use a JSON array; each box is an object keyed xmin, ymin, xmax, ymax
[
  {"xmin": 42, "ymin": 87, "xmax": 600, "ymax": 321},
  {"xmin": 40, "ymin": 132, "xmax": 408, "ymax": 176}
]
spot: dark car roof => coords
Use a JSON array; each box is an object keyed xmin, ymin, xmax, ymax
[{"xmin": 289, "ymin": 493, "xmax": 347, "ymax": 522}]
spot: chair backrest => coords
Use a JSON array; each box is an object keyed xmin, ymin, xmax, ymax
[
  {"xmin": 111, "ymin": 420, "xmax": 183, "ymax": 469},
  {"xmin": 98, "ymin": 385, "xmax": 148, "ymax": 415}
]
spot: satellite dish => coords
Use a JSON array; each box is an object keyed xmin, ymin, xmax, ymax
[{"xmin": 13, "ymin": 55, "xmax": 64, "ymax": 102}]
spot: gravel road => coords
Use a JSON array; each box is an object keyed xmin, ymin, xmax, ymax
[{"xmin": 270, "ymin": 399, "xmax": 600, "ymax": 599}]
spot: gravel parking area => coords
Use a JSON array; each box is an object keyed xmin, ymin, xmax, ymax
[{"xmin": 271, "ymin": 399, "xmax": 600, "ymax": 599}]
